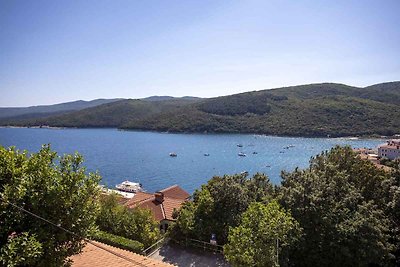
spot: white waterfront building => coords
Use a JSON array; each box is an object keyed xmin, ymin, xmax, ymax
[{"xmin": 378, "ymin": 139, "xmax": 400, "ymax": 160}]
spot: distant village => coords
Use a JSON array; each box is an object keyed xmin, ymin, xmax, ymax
[{"xmin": 355, "ymin": 139, "xmax": 400, "ymax": 171}]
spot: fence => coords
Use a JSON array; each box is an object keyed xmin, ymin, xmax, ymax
[
  {"xmin": 175, "ymin": 238, "xmax": 224, "ymax": 254},
  {"xmin": 141, "ymin": 237, "xmax": 167, "ymax": 256},
  {"xmin": 142, "ymin": 237, "xmax": 224, "ymax": 256}
]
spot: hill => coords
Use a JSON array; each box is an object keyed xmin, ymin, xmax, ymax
[
  {"xmin": 4, "ymin": 98, "xmax": 201, "ymax": 128},
  {"xmin": 0, "ymin": 98, "xmax": 122, "ymax": 119},
  {"xmin": 142, "ymin": 96, "xmax": 201, "ymax": 102},
  {"xmin": 2, "ymin": 82, "xmax": 400, "ymax": 137},
  {"xmin": 122, "ymin": 82, "xmax": 400, "ymax": 137}
]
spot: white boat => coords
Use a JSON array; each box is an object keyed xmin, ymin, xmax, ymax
[
  {"xmin": 115, "ymin": 180, "xmax": 143, "ymax": 193},
  {"xmin": 169, "ymin": 152, "xmax": 177, "ymax": 157},
  {"xmin": 238, "ymin": 152, "xmax": 246, "ymax": 157}
]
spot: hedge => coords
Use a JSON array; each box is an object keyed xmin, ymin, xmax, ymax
[{"xmin": 92, "ymin": 230, "xmax": 144, "ymax": 253}]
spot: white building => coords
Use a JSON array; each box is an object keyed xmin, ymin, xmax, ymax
[{"xmin": 378, "ymin": 139, "xmax": 400, "ymax": 160}]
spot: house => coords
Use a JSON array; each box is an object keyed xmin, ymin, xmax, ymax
[
  {"xmin": 378, "ymin": 139, "xmax": 400, "ymax": 160},
  {"xmin": 123, "ymin": 185, "xmax": 190, "ymax": 232},
  {"xmin": 70, "ymin": 241, "xmax": 176, "ymax": 267},
  {"xmin": 354, "ymin": 148, "xmax": 392, "ymax": 172}
]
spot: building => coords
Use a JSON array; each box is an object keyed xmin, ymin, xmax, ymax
[
  {"xmin": 123, "ymin": 185, "xmax": 190, "ymax": 232},
  {"xmin": 378, "ymin": 139, "xmax": 400, "ymax": 160},
  {"xmin": 354, "ymin": 148, "xmax": 392, "ymax": 172},
  {"xmin": 70, "ymin": 241, "xmax": 176, "ymax": 267}
]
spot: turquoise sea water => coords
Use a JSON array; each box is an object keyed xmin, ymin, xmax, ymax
[{"xmin": 0, "ymin": 127, "xmax": 383, "ymax": 193}]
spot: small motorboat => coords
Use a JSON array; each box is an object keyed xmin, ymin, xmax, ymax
[
  {"xmin": 252, "ymin": 151, "xmax": 258, "ymax": 154},
  {"xmin": 238, "ymin": 152, "xmax": 246, "ymax": 157},
  {"xmin": 241, "ymin": 171, "xmax": 249, "ymax": 175},
  {"xmin": 169, "ymin": 152, "xmax": 177, "ymax": 157},
  {"xmin": 237, "ymin": 144, "xmax": 243, "ymax": 147},
  {"xmin": 115, "ymin": 180, "xmax": 143, "ymax": 193},
  {"xmin": 204, "ymin": 153, "xmax": 210, "ymax": 156}
]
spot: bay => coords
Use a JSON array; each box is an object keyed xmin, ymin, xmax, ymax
[{"xmin": 0, "ymin": 127, "xmax": 383, "ymax": 193}]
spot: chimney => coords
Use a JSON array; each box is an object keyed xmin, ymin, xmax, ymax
[{"xmin": 155, "ymin": 192, "xmax": 164, "ymax": 203}]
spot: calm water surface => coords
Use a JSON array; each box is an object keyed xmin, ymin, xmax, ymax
[{"xmin": 0, "ymin": 128, "xmax": 383, "ymax": 193}]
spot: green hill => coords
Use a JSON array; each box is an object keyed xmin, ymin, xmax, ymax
[
  {"xmin": 4, "ymin": 98, "xmax": 201, "ymax": 128},
  {"xmin": 122, "ymin": 82, "xmax": 400, "ymax": 137},
  {"xmin": 2, "ymin": 82, "xmax": 400, "ymax": 137},
  {"xmin": 0, "ymin": 98, "xmax": 122, "ymax": 119}
]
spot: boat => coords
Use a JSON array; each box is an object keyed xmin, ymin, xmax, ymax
[
  {"xmin": 115, "ymin": 180, "xmax": 143, "ymax": 193},
  {"xmin": 204, "ymin": 153, "xmax": 210, "ymax": 156},
  {"xmin": 237, "ymin": 144, "xmax": 243, "ymax": 147},
  {"xmin": 252, "ymin": 151, "xmax": 258, "ymax": 154},
  {"xmin": 238, "ymin": 152, "xmax": 246, "ymax": 157},
  {"xmin": 169, "ymin": 152, "xmax": 177, "ymax": 157},
  {"xmin": 241, "ymin": 171, "xmax": 249, "ymax": 175}
]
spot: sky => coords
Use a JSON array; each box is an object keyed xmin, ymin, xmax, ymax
[{"xmin": 0, "ymin": 0, "xmax": 399, "ymax": 107}]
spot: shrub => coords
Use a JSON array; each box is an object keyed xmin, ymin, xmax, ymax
[{"xmin": 92, "ymin": 231, "xmax": 144, "ymax": 253}]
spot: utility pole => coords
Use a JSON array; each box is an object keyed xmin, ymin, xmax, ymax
[{"xmin": 276, "ymin": 238, "xmax": 279, "ymax": 266}]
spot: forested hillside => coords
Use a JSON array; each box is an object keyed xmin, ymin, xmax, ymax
[
  {"xmin": 123, "ymin": 82, "xmax": 400, "ymax": 137},
  {"xmin": 4, "ymin": 98, "xmax": 201, "ymax": 128},
  {"xmin": 0, "ymin": 98, "xmax": 121, "ymax": 119},
  {"xmin": 2, "ymin": 82, "xmax": 400, "ymax": 137}
]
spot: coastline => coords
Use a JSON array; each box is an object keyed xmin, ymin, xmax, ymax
[{"xmin": 0, "ymin": 125, "xmax": 395, "ymax": 140}]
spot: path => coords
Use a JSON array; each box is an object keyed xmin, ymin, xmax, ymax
[{"xmin": 149, "ymin": 242, "xmax": 231, "ymax": 267}]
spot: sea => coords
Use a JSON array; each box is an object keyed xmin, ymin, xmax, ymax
[{"xmin": 0, "ymin": 127, "xmax": 383, "ymax": 193}]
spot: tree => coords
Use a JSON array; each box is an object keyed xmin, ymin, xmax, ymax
[
  {"xmin": 224, "ymin": 201, "xmax": 300, "ymax": 267},
  {"xmin": 387, "ymin": 159, "xmax": 400, "ymax": 265},
  {"xmin": 0, "ymin": 145, "xmax": 100, "ymax": 266},
  {"xmin": 96, "ymin": 194, "xmax": 160, "ymax": 247},
  {"xmin": 172, "ymin": 173, "xmax": 274, "ymax": 244},
  {"xmin": 279, "ymin": 146, "xmax": 394, "ymax": 266},
  {"xmin": 0, "ymin": 232, "xmax": 43, "ymax": 267}
]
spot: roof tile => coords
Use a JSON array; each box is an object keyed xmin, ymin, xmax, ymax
[{"xmin": 70, "ymin": 241, "xmax": 175, "ymax": 267}]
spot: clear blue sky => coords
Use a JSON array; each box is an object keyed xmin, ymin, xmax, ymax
[{"xmin": 1, "ymin": 0, "xmax": 399, "ymax": 107}]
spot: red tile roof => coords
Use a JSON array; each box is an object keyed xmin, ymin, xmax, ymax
[
  {"xmin": 70, "ymin": 241, "xmax": 175, "ymax": 267},
  {"xmin": 159, "ymin": 185, "xmax": 190, "ymax": 200},
  {"xmin": 124, "ymin": 185, "xmax": 189, "ymax": 222},
  {"xmin": 162, "ymin": 197, "xmax": 186, "ymax": 220}
]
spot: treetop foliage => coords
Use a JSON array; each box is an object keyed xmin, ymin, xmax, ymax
[
  {"xmin": 224, "ymin": 201, "xmax": 300, "ymax": 267},
  {"xmin": 0, "ymin": 145, "xmax": 101, "ymax": 267},
  {"xmin": 172, "ymin": 173, "xmax": 275, "ymax": 245},
  {"xmin": 172, "ymin": 146, "xmax": 400, "ymax": 267},
  {"xmin": 279, "ymin": 146, "xmax": 398, "ymax": 266},
  {"xmin": 96, "ymin": 193, "xmax": 160, "ymax": 248}
]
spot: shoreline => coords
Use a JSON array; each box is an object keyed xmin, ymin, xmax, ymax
[{"xmin": 1, "ymin": 125, "xmax": 396, "ymax": 140}]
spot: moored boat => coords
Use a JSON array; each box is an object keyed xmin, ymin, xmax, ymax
[
  {"xmin": 115, "ymin": 180, "xmax": 143, "ymax": 193},
  {"xmin": 238, "ymin": 152, "xmax": 246, "ymax": 157},
  {"xmin": 169, "ymin": 152, "xmax": 177, "ymax": 157}
]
